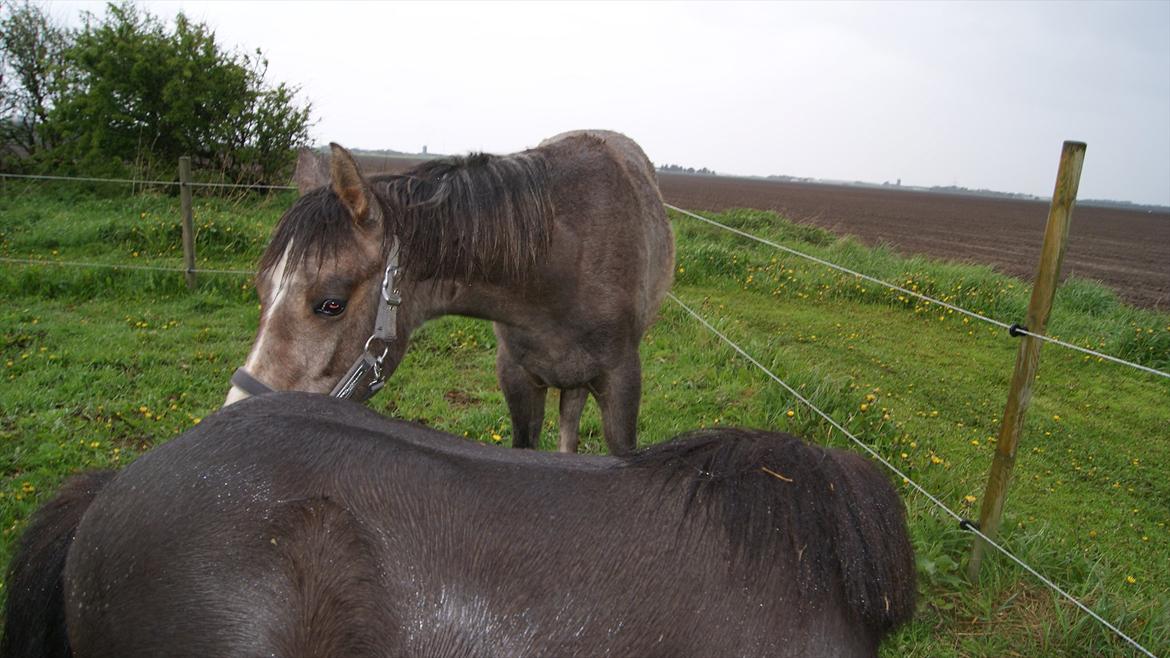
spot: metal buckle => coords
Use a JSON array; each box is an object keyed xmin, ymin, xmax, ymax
[{"xmin": 381, "ymin": 264, "xmax": 402, "ymax": 306}]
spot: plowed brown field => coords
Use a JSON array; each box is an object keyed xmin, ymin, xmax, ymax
[
  {"xmin": 660, "ymin": 173, "xmax": 1170, "ymax": 311},
  {"xmin": 356, "ymin": 155, "xmax": 1169, "ymax": 310}
]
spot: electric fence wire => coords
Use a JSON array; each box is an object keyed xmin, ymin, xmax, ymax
[
  {"xmin": 666, "ymin": 204, "xmax": 1169, "ymax": 380},
  {"xmin": 0, "ymin": 256, "xmax": 253, "ymax": 276},
  {"xmin": 0, "ymin": 171, "xmax": 297, "ymax": 191}
]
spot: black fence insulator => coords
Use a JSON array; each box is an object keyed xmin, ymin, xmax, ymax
[
  {"xmin": 959, "ymin": 519, "xmax": 980, "ymax": 532},
  {"xmin": 1008, "ymin": 323, "xmax": 1027, "ymax": 338}
]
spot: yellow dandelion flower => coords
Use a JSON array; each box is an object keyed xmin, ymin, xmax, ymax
[
  {"xmin": 860, "ymin": 403, "xmax": 869, "ymax": 412},
  {"xmin": 963, "ymin": 495, "xmax": 977, "ymax": 504},
  {"xmin": 786, "ymin": 410, "xmax": 795, "ymax": 418},
  {"xmin": 491, "ymin": 433, "xmax": 503, "ymax": 442},
  {"xmin": 1126, "ymin": 576, "xmax": 1136, "ymax": 585}
]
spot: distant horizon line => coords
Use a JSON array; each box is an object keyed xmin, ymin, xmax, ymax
[{"xmin": 337, "ymin": 145, "xmax": 1170, "ymax": 213}]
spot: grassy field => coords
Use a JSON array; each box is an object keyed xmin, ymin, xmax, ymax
[{"xmin": 2, "ymin": 182, "xmax": 1168, "ymax": 656}]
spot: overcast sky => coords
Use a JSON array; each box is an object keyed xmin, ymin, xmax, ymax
[{"xmin": 48, "ymin": 1, "xmax": 1170, "ymax": 205}]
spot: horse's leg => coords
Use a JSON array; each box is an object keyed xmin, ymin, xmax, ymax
[
  {"xmin": 496, "ymin": 340, "xmax": 547, "ymax": 449},
  {"xmin": 557, "ymin": 387, "xmax": 588, "ymax": 453},
  {"xmin": 592, "ymin": 351, "xmax": 641, "ymax": 456}
]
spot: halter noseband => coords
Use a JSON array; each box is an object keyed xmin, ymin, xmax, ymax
[{"xmin": 230, "ymin": 237, "xmax": 402, "ymax": 403}]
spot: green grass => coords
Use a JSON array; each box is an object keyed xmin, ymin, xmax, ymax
[{"xmin": 1, "ymin": 183, "xmax": 1168, "ymax": 656}]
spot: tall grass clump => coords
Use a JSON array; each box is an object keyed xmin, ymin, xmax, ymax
[{"xmin": 671, "ymin": 208, "xmax": 1169, "ymax": 370}]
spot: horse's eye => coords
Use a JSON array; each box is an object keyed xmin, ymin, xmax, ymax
[{"xmin": 314, "ymin": 299, "xmax": 347, "ymax": 317}]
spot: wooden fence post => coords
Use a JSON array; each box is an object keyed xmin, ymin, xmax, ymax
[
  {"xmin": 967, "ymin": 141, "xmax": 1086, "ymax": 580},
  {"xmin": 179, "ymin": 156, "xmax": 196, "ymax": 291}
]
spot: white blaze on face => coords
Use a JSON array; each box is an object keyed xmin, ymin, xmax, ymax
[{"xmin": 224, "ymin": 240, "xmax": 295, "ymax": 405}]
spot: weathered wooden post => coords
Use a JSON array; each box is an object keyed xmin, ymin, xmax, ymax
[
  {"xmin": 967, "ymin": 141, "xmax": 1086, "ymax": 580},
  {"xmin": 179, "ymin": 156, "xmax": 197, "ymax": 291}
]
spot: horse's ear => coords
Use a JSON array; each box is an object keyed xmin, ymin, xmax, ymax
[
  {"xmin": 293, "ymin": 148, "xmax": 329, "ymax": 196},
  {"xmin": 329, "ymin": 143, "xmax": 370, "ymax": 223}
]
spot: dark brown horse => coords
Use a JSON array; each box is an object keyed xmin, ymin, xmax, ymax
[
  {"xmin": 225, "ymin": 131, "xmax": 675, "ymax": 455},
  {"xmin": 4, "ymin": 393, "xmax": 916, "ymax": 658}
]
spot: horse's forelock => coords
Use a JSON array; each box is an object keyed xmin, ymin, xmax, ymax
[{"xmin": 260, "ymin": 188, "xmax": 369, "ymax": 281}]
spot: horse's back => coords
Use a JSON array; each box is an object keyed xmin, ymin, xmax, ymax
[
  {"xmin": 59, "ymin": 397, "xmax": 911, "ymax": 657},
  {"xmin": 539, "ymin": 129, "xmax": 659, "ymax": 186}
]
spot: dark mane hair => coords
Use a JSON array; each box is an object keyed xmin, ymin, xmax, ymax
[
  {"xmin": 259, "ymin": 186, "xmax": 368, "ymax": 279},
  {"xmin": 624, "ymin": 428, "xmax": 917, "ymax": 632},
  {"xmin": 377, "ymin": 151, "xmax": 553, "ymax": 282},
  {"xmin": 258, "ymin": 151, "xmax": 554, "ymax": 283}
]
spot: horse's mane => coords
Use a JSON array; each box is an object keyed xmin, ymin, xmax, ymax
[
  {"xmin": 259, "ymin": 151, "xmax": 554, "ymax": 283},
  {"xmin": 376, "ymin": 152, "xmax": 554, "ymax": 282},
  {"xmin": 624, "ymin": 428, "xmax": 916, "ymax": 632}
]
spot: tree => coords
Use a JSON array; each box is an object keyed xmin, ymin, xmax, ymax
[
  {"xmin": 0, "ymin": 0, "xmax": 70, "ymax": 161},
  {"xmin": 36, "ymin": 2, "xmax": 311, "ymax": 185}
]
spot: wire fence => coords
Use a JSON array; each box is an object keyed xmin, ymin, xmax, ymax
[
  {"xmin": 665, "ymin": 204, "xmax": 1169, "ymax": 380},
  {"xmin": 4, "ymin": 169, "xmax": 1165, "ymax": 380},
  {"xmin": 0, "ymin": 256, "xmax": 253, "ymax": 276},
  {"xmin": 0, "ymin": 171, "xmax": 298, "ymax": 191},
  {"xmin": 667, "ymin": 291, "xmax": 1158, "ymax": 658}
]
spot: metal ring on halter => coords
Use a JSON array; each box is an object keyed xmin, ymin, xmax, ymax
[{"xmin": 363, "ymin": 335, "xmax": 391, "ymax": 362}]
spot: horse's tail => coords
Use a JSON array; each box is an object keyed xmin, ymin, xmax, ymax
[
  {"xmin": 627, "ymin": 429, "xmax": 917, "ymax": 635},
  {"xmin": 823, "ymin": 447, "xmax": 918, "ymax": 633},
  {"xmin": 2, "ymin": 470, "xmax": 115, "ymax": 658}
]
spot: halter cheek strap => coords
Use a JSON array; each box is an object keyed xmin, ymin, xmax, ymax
[{"xmin": 232, "ymin": 237, "xmax": 402, "ymax": 404}]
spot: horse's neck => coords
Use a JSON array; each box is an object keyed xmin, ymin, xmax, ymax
[{"xmin": 399, "ymin": 278, "xmax": 515, "ymax": 329}]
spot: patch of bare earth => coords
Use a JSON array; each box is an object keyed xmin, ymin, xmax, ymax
[{"xmin": 658, "ymin": 173, "xmax": 1170, "ymax": 310}]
